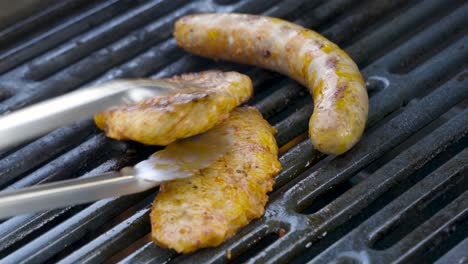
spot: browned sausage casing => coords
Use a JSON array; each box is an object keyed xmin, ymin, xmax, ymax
[{"xmin": 174, "ymin": 13, "xmax": 368, "ymax": 155}]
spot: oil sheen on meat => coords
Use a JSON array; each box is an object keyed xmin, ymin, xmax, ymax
[
  {"xmin": 94, "ymin": 70, "xmax": 253, "ymax": 145},
  {"xmin": 174, "ymin": 13, "xmax": 369, "ymax": 155},
  {"xmin": 150, "ymin": 107, "xmax": 281, "ymax": 253}
]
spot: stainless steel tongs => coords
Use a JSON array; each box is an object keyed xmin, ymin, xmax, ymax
[
  {"xmin": 0, "ymin": 80, "xmax": 179, "ymax": 150},
  {"xmin": 0, "ymin": 81, "xmax": 230, "ymax": 219}
]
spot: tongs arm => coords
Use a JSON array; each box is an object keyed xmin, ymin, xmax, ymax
[
  {"xmin": 0, "ymin": 170, "xmax": 157, "ymax": 219},
  {"xmin": 0, "ymin": 81, "xmax": 160, "ymax": 150}
]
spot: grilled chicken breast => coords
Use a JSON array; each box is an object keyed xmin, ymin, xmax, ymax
[
  {"xmin": 94, "ymin": 70, "xmax": 253, "ymax": 145},
  {"xmin": 150, "ymin": 107, "xmax": 281, "ymax": 253},
  {"xmin": 174, "ymin": 13, "xmax": 368, "ymax": 155}
]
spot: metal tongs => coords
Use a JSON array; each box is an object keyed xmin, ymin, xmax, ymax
[
  {"xmin": 0, "ymin": 80, "xmax": 179, "ymax": 150},
  {"xmin": 0, "ymin": 81, "xmax": 230, "ymax": 219}
]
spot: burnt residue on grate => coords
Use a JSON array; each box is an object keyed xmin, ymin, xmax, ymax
[{"xmin": 0, "ymin": 0, "xmax": 466, "ymax": 263}]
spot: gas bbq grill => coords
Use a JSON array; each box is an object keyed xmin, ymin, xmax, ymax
[{"xmin": 0, "ymin": 0, "xmax": 466, "ymax": 263}]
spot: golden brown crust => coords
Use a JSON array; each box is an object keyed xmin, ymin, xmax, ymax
[
  {"xmin": 174, "ymin": 13, "xmax": 369, "ymax": 155},
  {"xmin": 150, "ymin": 107, "xmax": 281, "ymax": 253},
  {"xmin": 94, "ymin": 71, "xmax": 253, "ymax": 145}
]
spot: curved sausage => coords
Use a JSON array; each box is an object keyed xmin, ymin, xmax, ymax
[{"xmin": 174, "ymin": 13, "xmax": 368, "ymax": 155}]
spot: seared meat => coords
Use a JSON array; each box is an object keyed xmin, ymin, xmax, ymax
[
  {"xmin": 150, "ymin": 107, "xmax": 281, "ymax": 253},
  {"xmin": 174, "ymin": 13, "xmax": 368, "ymax": 155},
  {"xmin": 95, "ymin": 70, "xmax": 253, "ymax": 145}
]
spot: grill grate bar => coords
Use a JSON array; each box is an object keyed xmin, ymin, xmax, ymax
[
  {"xmin": 320, "ymin": 0, "xmax": 411, "ymax": 45},
  {"xmin": 273, "ymin": 140, "xmax": 324, "ymax": 189},
  {"xmin": 0, "ymin": 120, "xmax": 95, "ymax": 187},
  {"xmin": 246, "ymin": 96, "xmax": 468, "ymax": 264},
  {"xmin": 348, "ymin": 0, "xmax": 463, "ymax": 67},
  {"xmin": 119, "ymin": 241, "xmax": 174, "ymax": 264},
  {"xmin": 367, "ymin": 39, "xmax": 467, "ymax": 128},
  {"xmin": 151, "ymin": 55, "xmax": 219, "ymax": 79},
  {"xmin": 91, "ymin": 39, "xmax": 181, "ymax": 85},
  {"xmin": 434, "ymin": 237, "xmax": 468, "ymax": 264},
  {"xmin": 309, "ymin": 148, "xmax": 467, "ymax": 263},
  {"xmin": 2, "ymin": 135, "xmax": 116, "ymax": 191},
  {"xmin": 177, "ymin": 211, "xmax": 309, "ymax": 264},
  {"xmin": 308, "ymin": 125, "xmax": 466, "ymax": 235},
  {"xmin": 228, "ymin": 0, "xmax": 283, "ymax": 14},
  {"xmin": 385, "ymin": 5, "xmax": 467, "ymax": 74},
  {"xmin": 366, "ymin": 141, "xmax": 467, "ymax": 251},
  {"xmin": 0, "ymin": 0, "xmax": 136, "ymax": 74},
  {"xmin": 57, "ymin": 206, "xmax": 153, "ymax": 264},
  {"xmin": 0, "ymin": 0, "xmax": 89, "ymax": 44},
  {"xmin": 386, "ymin": 59, "xmax": 464, "ymax": 111},
  {"xmin": 262, "ymin": 0, "xmax": 323, "ymax": 18},
  {"xmin": 408, "ymin": 36, "xmax": 467, "ymax": 81},
  {"xmin": 0, "ymin": 158, "xmax": 128, "ymax": 257},
  {"xmin": 0, "ymin": 157, "xmax": 156, "ymax": 264},
  {"xmin": 24, "ymin": 0, "xmax": 189, "ymax": 81},
  {"xmin": 363, "ymin": 2, "xmax": 467, "ymax": 76},
  {"xmin": 274, "ymin": 103, "xmax": 312, "ymax": 147},
  {"xmin": 204, "ymin": 224, "xmax": 274, "ymax": 264},
  {"xmin": 0, "ymin": 209, "xmax": 77, "ymax": 259},
  {"xmin": 391, "ymin": 191, "xmax": 468, "ymax": 263},
  {"xmin": 169, "ymin": 212, "xmax": 304, "ymax": 264},
  {"xmin": 295, "ymin": 0, "xmax": 360, "ymax": 29},
  {"xmin": 1, "ymin": 195, "xmax": 153, "ymax": 264}
]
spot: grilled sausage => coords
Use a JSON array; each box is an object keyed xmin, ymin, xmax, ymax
[
  {"xmin": 174, "ymin": 13, "xmax": 368, "ymax": 155},
  {"xmin": 151, "ymin": 107, "xmax": 281, "ymax": 253},
  {"xmin": 94, "ymin": 70, "xmax": 252, "ymax": 145}
]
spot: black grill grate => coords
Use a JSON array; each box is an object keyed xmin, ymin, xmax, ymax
[{"xmin": 0, "ymin": 0, "xmax": 466, "ymax": 263}]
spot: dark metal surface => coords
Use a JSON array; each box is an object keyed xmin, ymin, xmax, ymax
[{"xmin": 0, "ymin": 0, "xmax": 466, "ymax": 263}]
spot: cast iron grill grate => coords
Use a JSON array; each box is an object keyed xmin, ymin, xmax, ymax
[{"xmin": 0, "ymin": 0, "xmax": 466, "ymax": 263}]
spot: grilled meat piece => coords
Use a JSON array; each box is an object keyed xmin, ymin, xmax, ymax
[
  {"xmin": 94, "ymin": 70, "xmax": 253, "ymax": 145},
  {"xmin": 174, "ymin": 13, "xmax": 368, "ymax": 155},
  {"xmin": 150, "ymin": 107, "xmax": 281, "ymax": 253}
]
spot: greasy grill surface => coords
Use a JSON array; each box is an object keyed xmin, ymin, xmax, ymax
[{"xmin": 0, "ymin": 0, "xmax": 466, "ymax": 263}]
